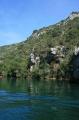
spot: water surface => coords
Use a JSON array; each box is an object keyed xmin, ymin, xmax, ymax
[{"xmin": 0, "ymin": 79, "xmax": 79, "ymax": 120}]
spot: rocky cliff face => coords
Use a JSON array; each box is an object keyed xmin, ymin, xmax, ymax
[{"xmin": 68, "ymin": 12, "xmax": 79, "ymax": 20}]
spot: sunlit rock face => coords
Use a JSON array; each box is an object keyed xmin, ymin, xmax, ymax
[
  {"xmin": 29, "ymin": 52, "xmax": 40, "ymax": 72},
  {"xmin": 68, "ymin": 12, "xmax": 79, "ymax": 20},
  {"xmin": 74, "ymin": 47, "xmax": 79, "ymax": 56},
  {"xmin": 50, "ymin": 48, "xmax": 57, "ymax": 55}
]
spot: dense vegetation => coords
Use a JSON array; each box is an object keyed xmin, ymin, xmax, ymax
[{"xmin": 0, "ymin": 12, "xmax": 79, "ymax": 81}]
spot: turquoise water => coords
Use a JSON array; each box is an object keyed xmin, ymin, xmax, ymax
[{"xmin": 0, "ymin": 79, "xmax": 79, "ymax": 120}]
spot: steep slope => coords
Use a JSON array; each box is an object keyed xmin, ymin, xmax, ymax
[{"xmin": 0, "ymin": 12, "xmax": 79, "ymax": 81}]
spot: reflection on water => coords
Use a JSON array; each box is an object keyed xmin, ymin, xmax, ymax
[{"xmin": 0, "ymin": 78, "xmax": 79, "ymax": 120}]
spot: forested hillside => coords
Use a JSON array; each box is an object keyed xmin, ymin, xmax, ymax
[{"xmin": 0, "ymin": 12, "xmax": 79, "ymax": 82}]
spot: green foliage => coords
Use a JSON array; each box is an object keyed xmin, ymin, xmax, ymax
[{"xmin": 31, "ymin": 70, "xmax": 40, "ymax": 80}]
